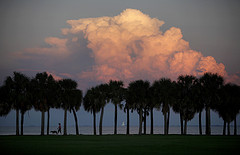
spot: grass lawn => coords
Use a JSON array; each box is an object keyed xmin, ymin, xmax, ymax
[{"xmin": 0, "ymin": 134, "xmax": 240, "ymax": 154}]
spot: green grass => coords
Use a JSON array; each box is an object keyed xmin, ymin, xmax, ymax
[{"xmin": 0, "ymin": 135, "xmax": 240, "ymax": 154}]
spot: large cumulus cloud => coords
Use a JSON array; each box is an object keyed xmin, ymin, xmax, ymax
[
  {"xmin": 63, "ymin": 9, "xmax": 227, "ymax": 82},
  {"xmin": 15, "ymin": 9, "xmax": 240, "ymax": 86}
]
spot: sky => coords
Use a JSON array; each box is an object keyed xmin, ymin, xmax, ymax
[{"xmin": 0, "ymin": 0, "xmax": 240, "ymax": 130}]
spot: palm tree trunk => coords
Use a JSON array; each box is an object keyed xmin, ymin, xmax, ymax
[
  {"xmin": 164, "ymin": 112, "xmax": 167, "ymax": 135},
  {"xmin": 199, "ymin": 111, "xmax": 202, "ymax": 135},
  {"xmin": 93, "ymin": 110, "xmax": 96, "ymax": 135},
  {"xmin": 126, "ymin": 105, "xmax": 129, "ymax": 135},
  {"xmin": 47, "ymin": 109, "xmax": 50, "ymax": 135},
  {"xmin": 99, "ymin": 107, "xmax": 104, "ymax": 135},
  {"xmin": 72, "ymin": 108, "xmax": 79, "ymax": 135},
  {"xmin": 21, "ymin": 111, "xmax": 24, "ymax": 136},
  {"xmin": 205, "ymin": 106, "xmax": 211, "ymax": 135},
  {"xmin": 167, "ymin": 110, "xmax": 170, "ymax": 135},
  {"xmin": 41, "ymin": 111, "xmax": 45, "ymax": 136},
  {"xmin": 64, "ymin": 109, "xmax": 67, "ymax": 135},
  {"xmin": 114, "ymin": 104, "xmax": 117, "ymax": 135},
  {"xmin": 150, "ymin": 107, "xmax": 153, "ymax": 135},
  {"xmin": 223, "ymin": 120, "xmax": 226, "ymax": 136},
  {"xmin": 144, "ymin": 108, "xmax": 146, "ymax": 135},
  {"xmin": 16, "ymin": 109, "xmax": 19, "ymax": 136},
  {"xmin": 138, "ymin": 109, "xmax": 142, "ymax": 135},
  {"xmin": 180, "ymin": 111, "xmax": 183, "ymax": 135},
  {"xmin": 184, "ymin": 120, "xmax": 187, "ymax": 135},
  {"xmin": 208, "ymin": 108, "xmax": 211, "ymax": 135},
  {"xmin": 234, "ymin": 116, "xmax": 237, "ymax": 136},
  {"xmin": 227, "ymin": 122, "xmax": 230, "ymax": 135}
]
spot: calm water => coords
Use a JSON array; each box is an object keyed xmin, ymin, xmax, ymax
[{"xmin": 0, "ymin": 126, "xmax": 240, "ymax": 135}]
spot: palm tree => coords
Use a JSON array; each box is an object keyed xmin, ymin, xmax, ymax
[
  {"xmin": 172, "ymin": 81, "xmax": 184, "ymax": 135},
  {"xmin": 31, "ymin": 72, "xmax": 50, "ymax": 135},
  {"xmin": 14, "ymin": 73, "xmax": 32, "ymax": 136},
  {"xmin": 19, "ymin": 77, "xmax": 32, "ymax": 136},
  {"xmin": 233, "ymin": 85, "xmax": 240, "ymax": 135},
  {"xmin": 176, "ymin": 75, "xmax": 197, "ymax": 135},
  {"xmin": 151, "ymin": 81, "xmax": 163, "ymax": 134},
  {"xmin": 0, "ymin": 85, "xmax": 12, "ymax": 117},
  {"xmin": 108, "ymin": 80, "xmax": 125, "ymax": 135},
  {"xmin": 143, "ymin": 102, "xmax": 150, "ymax": 135},
  {"xmin": 216, "ymin": 83, "xmax": 240, "ymax": 135},
  {"xmin": 45, "ymin": 75, "xmax": 60, "ymax": 135},
  {"xmin": 171, "ymin": 83, "xmax": 183, "ymax": 134},
  {"xmin": 59, "ymin": 79, "xmax": 79, "ymax": 135},
  {"xmin": 3, "ymin": 74, "xmax": 18, "ymax": 135},
  {"xmin": 128, "ymin": 80, "xmax": 150, "ymax": 135},
  {"xmin": 124, "ymin": 88, "xmax": 133, "ymax": 135},
  {"xmin": 229, "ymin": 84, "xmax": 240, "ymax": 136},
  {"xmin": 200, "ymin": 73, "xmax": 224, "ymax": 135},
  {"xmin": 83, "ymin": 87, "xmax": 101, "ymax": 135},
  {"xmin": 70, "ymin": 89, "xmax": 82, "ymax": 135},
  {"xmin": 97, "ymin": 84, "xmax": 110, "ymax": 135},
  {"xmin": 152, "ymin": 78, "xmax": 174, "ymax": 135},
  {"xmin": 4, "ymin": 72, "xmax": 32, "ymax": 135},
  {"xmin": 192, "ymin": 79, "xmax": 204, "ymax": 135},
  {"xmin": 148, "ymin": 86, "xmax": 156, "ymax": 134}
]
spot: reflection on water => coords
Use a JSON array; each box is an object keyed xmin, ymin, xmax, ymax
[{"xmin": 0, "ymin": 126, "xmax": 240, "ymax": 135}]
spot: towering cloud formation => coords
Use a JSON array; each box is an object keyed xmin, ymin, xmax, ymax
[
  {"xmin": 18, "ymin": 8, "xmax": 240, "ymax": 87},
  {"xmin": 62, "ymin": 9, "xmax": 226, "ymax": 83}
]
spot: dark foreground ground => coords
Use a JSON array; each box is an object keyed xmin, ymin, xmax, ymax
[{"xmin": 0, "ymin": 135, "xmax": 239, "ymax": 155}]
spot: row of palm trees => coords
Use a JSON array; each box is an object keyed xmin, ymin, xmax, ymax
[
  {"xmin": 0, "ymin": 72, "xmax": 82, "ymax": 136},
  {"xmin": 83, "ymin": 74, "xmax": 240, "ymax": 136},
  {"xmin": 0, "ymin": 72, "xmax": 240, "ymax": 136}
]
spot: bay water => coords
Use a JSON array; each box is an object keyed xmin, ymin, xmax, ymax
[{"xmin": 0, "ymin": 126, "xmax": 239, "ymax": 135}]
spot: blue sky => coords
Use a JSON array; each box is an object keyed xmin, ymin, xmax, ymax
[{"xmin": 0, "ymin": 0, "xmax": 240, "ymax": 129}]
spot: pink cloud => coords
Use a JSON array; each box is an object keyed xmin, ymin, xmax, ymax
[
  {"xmin": 225, "ymin": 73, "xmax": 240, "ymax": 85},
  {"xmin": 14, "ymin": 9, "xmax": 240, "ymax": 86},
  {"xmin": 46, "ymin": 71, "xmax": 62, "ymax": 81},
  {"xmin": 15, "ymin": 37, "xmax": 68, "ymax": 59},
  {"xmin": 63, "ymin": 9, "xmax": 229, "ymax": 83}
]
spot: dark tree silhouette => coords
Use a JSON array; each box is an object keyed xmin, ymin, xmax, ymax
[
  {"xmin": 31, "ymin": 72, "xmax": 51, "ymax": 135},
  {"xmin": 176, "ymin": 75, "xmax": 197, "ymax": 135},
  {"xmin": 4, "ymin": 75, "xmax": 18, "ymax": 135},
  {"xmin": 0, "ymin": 85, "xmax": 12, "ymax": 117},
  {"xmin": 4, "ymin": 72, "xmax": 31, "ymax": 135},
  {"xmin": 83, "ymin": 87, "xmax": 101, "ymax": 135},
  {"xmin": 200, "ymin": 73, "xmax": 224, "ymax": 135},
  {"xmin": 71, "ymin": 89, "xmax": 82, "ymax": 135},
  {"xmin": 19, "ymin": 77, "xmax": 32, "ymax": 136},
  {"xmin": 124, "ymin": 88, "xmax": 133, "ymax": 135},
  {"xmin": 1, "ymin": 71, "xmax": 240, "ymax": 137},
  {"xmin": 172, "ymin": 85, "xmax": 184, "ymax": 134},
  {"xmin": 59, "ymin": 79, "xmax": 80, "ymax": 135},
  {"xmin": 108, "ymin": 80, "xmax": 125, "ymax": 135},
  {"xmin": 191, "ymin": 79, "xmax": 204, "ymax": 135},
  {"xmin": 152, "ymin": 78, "xmax": 174, "ymax": 135},
  {"xmin": 45, "ymin": 75, "xmax": 60, "ymax": 135},
  {"xmin": 148, "ymin": 86, "xmax": 156, "ymax": 134},
  {"xmin": 128, "ymin": 80, "xmax": 150, "ymax": 135},
  {"xmin": 97, "ymin": 84, "xmax": 110, "ymax": 135},
  {"xmin": 216, "ymin": 83, "xmax": 240, "ymax": 135}
]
